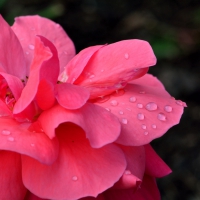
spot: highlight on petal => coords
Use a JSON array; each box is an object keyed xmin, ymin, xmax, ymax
[
  {"xmin": 0, "ymin": 15, "xmax": 26, "ymax": 79},
  {"xmin": 74, "ymin": 39, "xmax": 156, "ymax": 98},
  {"xmin": 38, "ymin": 103, "xmax": 121, "ymax": 148},
  {"xmin": 0, "ymin": 151, "xmax": 27, "ymax": 200},
  {"xmin": 13, "ymin": 35, "xmax": 59, "ymax": 114},
  {"xmin": 55, "ymin": 83, "xmax": 90, "ymax": 109},
  {"xmin": 95, "ymin": 74, "xmax": 186, "ymax": 146},
  {"xmin": 12, "ymin": 15, "xmax": 75, "ymax": 73},
  {"xmin": 145, "ymin": 144, "xmax": 172, "ymax": 177},
  {"xmin": 0, "ymin": 118, "xmax": 59, "ymax": 164},
  {"xmin": 22, "ymin": 124, "xmax": 127, "ymax": 200}
]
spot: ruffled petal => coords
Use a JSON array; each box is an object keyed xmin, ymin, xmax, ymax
[
  {"xmin": 0, "ymin": 15, "xmax": 26, "ymax": 79},
  {"xmin": 0, "ymin": 118, "xmax": 59, "ymax": 164},
  {"xmin": 74, "ymin": 40, "xmax": 156, "ymax": 98},
  {"xmin": 55, "ymin": 83, "xmax": 90, "ymax": 109},
  {"xmin": 113, "ymin": 146, "xmax": 145, "ymax": 190},
  {"xmin": 38, "ymin": 103, "xmax": 121, "ymax": 148},
  {"xmin": 0, "ymin": 151, "xmax": 27, "ymax": 200},
  {"xmin": 145, "ymin": 144, "xmax": 172, "ymax": 177},
  {"xmin": 12, "ymin": 15, "xmax": 75, "ymax": 73},
  {"xmin": 13, "ymin": 35, "xmax": 59, "ymax": 115},
  {"xmin": 95, "ymin": 74, "xmax": 186, "ymax": 146},
  {"xmin": 22, "ymin": 124, "xmax": 126, "ymax": 200}
]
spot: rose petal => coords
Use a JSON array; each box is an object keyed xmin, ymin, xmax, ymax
[
  {"xmin": 95, "ymin": 74, "xmax": 186, "ymax": 146},
  {"xmin": 145, "ymin": 144, "xmax": 172, "ymax": 177},
  {"xmin": 0, "ymin": 151, "xmax": 27, "ymax": 200},
  {"xmin": 24, "ymin": 192, "xmax": 48, "ymax": 200},
  {"xmin": 0, "ymin": 15, "xmax": 27, "ymax": 79},
  {"xmin": 12, "ymin": 15, "xmax": 75, "ymax": 73},
  {"xmin": 38, "ymin": 103, "xmax": 121, "ymax": 148},
  {"xmin": 13, "ymin": 35, "xmax": 59, "ymax": 114},
  {"xmin": 74, "ymin": 39, "xmax": 156, "ymax": 98},
  {"xmin": 22, "ymin": 123, "xmax": 126, "ymax": 200},
  {"xmin": 0, "ymin": 118, "xmax": 59, "ymax": 164},
  {"xmin": 55, "ymin": 83, "xmax": 90, "ymax": 109}
]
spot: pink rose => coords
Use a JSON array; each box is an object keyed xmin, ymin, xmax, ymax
[{"xmin": 0, "ymin": 15, "xmax": 186, "ymax": 200}]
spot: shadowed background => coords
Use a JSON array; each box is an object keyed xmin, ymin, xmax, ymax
[{"xmin": 1, "ymin": 0, "xmax": 200, "ymax": 199}]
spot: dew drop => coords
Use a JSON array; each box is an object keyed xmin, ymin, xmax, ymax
[
  {"xmin": 152, "ymin": 124, "xmax": 157, "ymax": 129},
  {"xmin": 137, "ymin": 103, "xmax": 143, "ymax": 108},
  {"xmin": 137, "ymin": 113, "xmax": 144, "ymax": 120},
  {"xmin": 144, "ymin": 131, "xmax": 148, "ymax": 135},
  {"xmin": 110, "ymin": 100, "xmax": 118, "ymax": 106},
  {"xmin": 139, "ymin": 91, "xmax": 145, "ymax": 94},
  {"xmin": 28, "ymin": 44, "xmax": 35, "ymax": 50},
  {"xmin": 141, "ymin": 124, "xmax": 146, "ymax": 129},
  {"xmin": 124, "ymin": 170, "xmax": 131, "ymax": 175},
  {"xmin": 146, "ymin": 102, "xmax": 158, "ymax": 111},
  {"xmin": 112, "ymin": 89, "xmax": 125, "ymax": 97},
  {"xmin": 26, "ymin": 51, "xmax": 29, "ymax": 55},
  {"xmin": 157, "ymin": 113, "xmax": 166, "ymax": 121},
  {"xmin": 30, "ymin": 143, "xmax": 35, "ymax": 147},
  {"xmin": 72, "ymin": 176, "xmax": 78, "ymax": 181},
  {"xmin": 105, "ymin": 108, "xmax": 110, "ymax": 112},
  {"xmin": 119, "ymin": 111, "xmax": 124, "ymax": 115},
  {"xmin": 129, "ymin": 96, "xmax": 136, "ymax": 103},
  {"xmin": 164, "ymin": 105, "xmax": 173, "ymax": 112},
  {"xmin": 124, "ymin": 53, "xmax": 129, "ymax": 59},
  {"xmin": 121, "ymin": 118, "xmax": 128, "ymax": 124},
  {"xmin": 8, "ymin": 137, "xmax": 14, "ymax": 142},
  {"xmin": 1, "ymin": 129, "xmax": 11, "ymax": 135},
  {"xmin": 89, "ymin": 74, "xmax": 95, "ymax": 79},
  {"xmin": 126, "ymin": 107, "xmax": 132, "ymax": 111},
  {"xmin": 101, "ymin": 69, "xmax": 104, "ymax": 72}
]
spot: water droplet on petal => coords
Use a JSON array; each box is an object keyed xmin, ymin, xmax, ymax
[
  {"xmin": 129, "ymin": 96, "xmax": 136, "ymax": 103},
  {"xmin": 28, "ymin": 44, "xmax": 35, "ymax": 50},
  {"xmin": 141, "ymin": 124, "xmax": 146, "ymax": 129},
  {"xmin": 31, "ymin": 143, "xmax": 35, "ymax": 147},
  {"xmin": 119, "ymin": 111, "xmax": 124, "ymax": 115},
  {"xmin": 110, "ymin": 100, "xmax": 118, "ymax": 106},
  {"xmin": 139, "ymin": 91, "xmax": 145, "ymax": 94},
  {"xmin": 72, "ymin": 176, "xmax": 78, "ymax": 181},
  {"xmin": 157, "ymin": 113, "xmax": 166, "ymax": 121},
  {"xmin": 126, "ymin": 107, "xmax": 132, "ymax": 111},
  {"xmin": 26, "ymin": 51, "xmax": 29, "ymax": 55},
  {"xmin": 144, "ymin": 131, "xmax": 148, "ymax": 135},
  {"xmin": 137, "ymin": 113, "xmax": 144, "ymax": 120},
  {"xmin": 112, "ymin": 89, "xmax": 125, "ymax": 96},
  {"xmin": 124, "ymin": 53, "xmax": 129, "ymax": 59},
  {"xmin": 89, "ymin": 74, "xmax": 95, "ymax": 79},
  {"xmin": 8, "ymin": 137, "xmax": 14, "ymax": 142},
  {"xmin": 121, "ymin": 118, "xmax": 128, "ymax": 124},
  {"xmin": 137, "ymin": 103, "xmax": 143, "ymax": 108},
  {"xmin": 105, "ymin": 108, "xmax": 110, "ymax": 112},
  {"xmin": 164, "ymin": 105, "xmax": 173, "ymax": 112},
  {"xmin": 124, "ymin": 170, "xmax": 131, "ymax": 175},
  {"xmin": 1, "ymin": 130, "xmax": 11, "ymax": 135},
  {"xmin": 152, "ymin": 124, "xmax": 157, "ymax": 129},
  {"xmin": 146, "ymin": 102, "xmax": 158, "ymax": 111},
  {"xmin": 101, "ymin": 69, "xmax": 104, "ymax": 72}
]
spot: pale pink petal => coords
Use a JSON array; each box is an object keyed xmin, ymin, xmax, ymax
[
  {"xmin": 55, "ymin": 83, "xmax": 90, "ymax": 109},
  {"xmin": 145, "ymin": 144, "xmax": 172, "ymax": 177},
  {"xmin": 0, "ymin": 118, "xmax": 59, "ymax": 164},
  {"xmin": 104, "ymin": 175, "xmax": 160, "ymax": 200},
  {"xmin": 13, "ymin": 35, "xmax": 59, "ymax": 114},
  {"xmin": 95, "ymin": 74, "xmax": 186, "ymax": 146},
  {"xmin": 22, "ymin": 124, "xmax": 126, "ymax": 200},
  {"xmin": 62, "ymin": 45, "xmax": 104, "ymax": 83},
  {"xmin": 12, "ymin": 15, "xmax": 75, "ymax": 73},
  {"xmin": 74, "ymin": 40, "xmax": 156, "ymax": 98},
  {"xmin": 113, "ymin": 146, "xmax": 145, "ymax": 189},
  {"xmin": 38, "ymin": 103, "xmax": 121, "ymax": 148},
  {"xmin": 0, "ymin": 15, "xmax": 26, "ymax": 78},
  {"xmin": 0, "ymin": 151, "xmax": 27, "ymax": 200}
]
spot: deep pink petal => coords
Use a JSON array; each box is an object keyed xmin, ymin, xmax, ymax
[
  {"xmin": 95, "ymin": 74, "xmax": 186, "ymax": 146},
  {"xmin": 12, "ymin": 15, "xmax": 75, "ymax": 73},
  {"xmin": 24, "ymin": 192, "xmax": 48, "ymax": 200},
  {"xmin": 80, "ymin": 194, "xmax": 105, "ymax": 200},
  {"xmin": 74, "ymin": 40, "xmax": 155, "ymax": 98},
  {"xmin": 36, "ymin": 79, "xmax": 55, "ymax": 110},
  {"xmin": 61, "ymin": 45, "xmax": 104, "ymax": 83},
  {"xmin": 22, "ymin": 124, "xmax": 126, "ymax": 200},
  {"xmin": 104, "ymin": 175, "xmax": 160, "ymax": 200},
  {"xmin": 0, "ymin": 99, "xmax": 12, "ymax": 117},
  {"xmin": 13, "ymin": 35, "xmax": 59, "ymax": 114},
  {"xmin": 55, "ymin": 83, "xmax": 90, "ymax": 109},
  {"xmin": 0, "ymin": 118, "xmax": 59, "ymax": 164},
  {"xmin": 0, "ymin": 15, "xmax": 26, "ymax": 78},
  {"xmin": 145, "ymin": 144, "xmax": 172, "ymax": 177},
  {"xmin": 38, "ymin": 103, "xmax": 121, "ymax": 148},
  {"xmin": 0, "ymin": 151, "xmax": 27, "ymax": 200},
  {"xmin": 113, "ymin": 146, "xmax": 145, "ymax": 190}
]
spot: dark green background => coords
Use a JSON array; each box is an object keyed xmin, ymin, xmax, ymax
[{"xmin": 1, "ymin": 0, "xmax": 200, "ymax": 199}]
